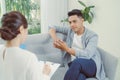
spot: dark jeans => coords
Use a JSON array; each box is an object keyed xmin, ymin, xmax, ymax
[{"xmin": 64, "ymin": 58, "xmax": 96, "ymax": 80}]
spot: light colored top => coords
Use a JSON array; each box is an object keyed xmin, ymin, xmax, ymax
[
  {"xmin": 0, "ymin": 45, "xmax": 50, "ymax": 80},
  {"xmin": 71, "ymin": 34, "xmax": 83, "ymax": 61}
]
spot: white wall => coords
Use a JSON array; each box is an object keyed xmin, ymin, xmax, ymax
[
  {"xmin": 69, "ymin": 0, "xmax": 120, "ymax": 56},
  {"xmin": 40, "ymin": 0, "xmax": 68, "ymax": 33}
]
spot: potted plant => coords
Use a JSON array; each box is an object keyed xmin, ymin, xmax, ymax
[
  {"xmin": 61, "ymin": 0, "xmax": 95, "ymax": 24},
  {"xmin": 78, "ymin": 0, "xmax": 95, "ymax": 23}
]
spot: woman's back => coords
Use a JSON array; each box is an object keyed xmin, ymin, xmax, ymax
[
  {"xmin": 0, "ymin": 46, "xmax": 41, "ymax": 80},
  {"xmin": 0, "ymin": 11, "xmax": 50, "ymax": 80}
]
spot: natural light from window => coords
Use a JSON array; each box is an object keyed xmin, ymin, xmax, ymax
[{"xmin": 0, "ymin": 0, "xmax": 41, "ymax": 34}]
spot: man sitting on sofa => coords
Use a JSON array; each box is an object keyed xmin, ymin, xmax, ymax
[{"xmin": 49, "ymin": 9, "xmax": 106, "ymax": 80}]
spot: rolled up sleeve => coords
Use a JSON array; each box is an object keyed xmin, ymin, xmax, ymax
[{"xmin": 48, "ymin": 25, "xmax": 69, "ymax": 35}]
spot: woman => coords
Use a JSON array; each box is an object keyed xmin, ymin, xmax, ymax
[{"xmin": 0, "ymin": 11, "xmax": 50, "ymax": 80}]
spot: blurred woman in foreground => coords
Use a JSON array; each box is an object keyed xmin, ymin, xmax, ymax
[{"xmin": 0, "ymin": 11, "xmax": 51, "ymax": 80}]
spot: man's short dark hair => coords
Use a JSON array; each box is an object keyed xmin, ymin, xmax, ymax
[{"xmin": 68, "ymin": 9, "xmax": 84, "ymax": 18}]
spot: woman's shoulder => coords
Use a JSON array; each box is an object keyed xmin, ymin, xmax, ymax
[{"xmin": 14, "ymin": 47, "xmax": 38, "ymax": 61}]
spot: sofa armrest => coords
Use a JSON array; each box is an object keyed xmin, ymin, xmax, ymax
[
  {"xmin": 24, "ymin": 33, "xmax": 67, "ymax": 64},
  {"xmin": 98, "ymin": 48, "xmax": 120, "ymax": 80}
]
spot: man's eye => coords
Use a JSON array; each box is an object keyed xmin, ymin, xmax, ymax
[{"xmin": 73, "ymin": 21, "xmax": 76, "ymax": 23}]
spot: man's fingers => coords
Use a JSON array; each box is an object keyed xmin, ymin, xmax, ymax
[
  {"xmin": 54, "ymin": 41, "xmax": 61, "ymax": 46},
  {"xmin": 59, "ymin": 39, "xmax": 64, "ymax": 43},
  {"xmin": 53, "ymin": 42, "xmax": 61, "ymax": 49},
  {"xmin": 56, "ymin": 40, "xmax": 65, "ymax": 46},
  {"xmin": 54, "ymin": 38, "xmax": 62, "ymax": 42},
  {"xmin": 56, "ymin": 39, "xmax": 64, "ymax": 43}
]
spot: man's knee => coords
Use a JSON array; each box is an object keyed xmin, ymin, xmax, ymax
[{"xmin": 72, "ymin": 58, "xmax": 85, "ymax": 64}]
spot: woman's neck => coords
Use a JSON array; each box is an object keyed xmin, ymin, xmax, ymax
[{"xmin": 5, "ymin": 37, "xmax": 21, "ymax": 48}]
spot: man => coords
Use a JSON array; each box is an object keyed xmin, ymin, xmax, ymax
[{"xmin": 49, "ymin": 9, "xmax": 106, "ymax": 80}]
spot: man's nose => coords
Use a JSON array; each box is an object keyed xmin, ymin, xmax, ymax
[
  {"xmin": 70, "ymin": 23, "xmax": 74, "ymax": 28},
  {"xmin": 70, "ymin": 23, "xmax": 74, "ymax": 27}
]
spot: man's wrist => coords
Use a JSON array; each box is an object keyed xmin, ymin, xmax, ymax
[
  {"xmin": 66, "ymin": 48, "xmax": 75, "ymax": 56},
  {"xmin": 53, "ymin": 36, "xmax": 57, "ymax": 40},
  {"xmin": 66, "ymin": 47, "xmax": 71, "ymax": 53}
]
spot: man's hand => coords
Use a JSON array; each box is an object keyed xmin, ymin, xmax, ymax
[
  {"xmin": 49, "ymin": 28, "xmax": 69, "ymax": 51},
  {"xmin": 53, "ymin": 39, "xmax": 75, "ymax": 56},
  {"xmin": 53, "ymin": 39, "xmax": 69, "ymax": 51}
]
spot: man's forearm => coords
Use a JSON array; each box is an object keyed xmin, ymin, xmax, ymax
[
  {"xmin": 49, "ymin": 28, "xmax": 76, "ymax": 56},
  {"xmin": 49, "ymin": 28, "xmax": 57, "ymax": 40}
]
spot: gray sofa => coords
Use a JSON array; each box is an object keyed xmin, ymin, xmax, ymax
[{"xmin": 0, "ymin": 33, "xmax": 120, "ymax": 80}]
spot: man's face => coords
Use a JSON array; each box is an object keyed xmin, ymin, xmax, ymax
[{"xmin": 68, "ymin": 15, "xmax": 84, "ymax": 33}]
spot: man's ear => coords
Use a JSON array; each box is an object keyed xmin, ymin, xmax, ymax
[
  {"xmin": 19, "ymin": 25, "xmax": 24, "ymax": 34},
  {"xmin": 81, "ymin": 18, "xmax": 84, "ymax": 22}
]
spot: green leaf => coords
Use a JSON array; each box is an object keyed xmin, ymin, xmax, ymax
[
  {"xmin": 61, "ymin": 18, "xmax": 68, "ymax": 22},
  {"xmin": 81, "ymin": 10, "xmax": 84, "ymax": 14},
  {"xmin": 84, "ymin": 7, "xmax": 90, "ymax": 14},
  {"xmin": 90, "ymin": 11, "xmax": 94, "ymax": 18},
  {"xmin": 88, "ymin": 6, "xmax": 95, "ymax": 9},
  {"xmin": 87, "ymin": 15, "xmax": 92, "ymax": 24},
  {"xmin": 78, "ymin": 0, "xmax": 87, "ymax": 7},
  {"xmin": 83, "ymin": 13, "xmax": 89, "ymax": 21}
]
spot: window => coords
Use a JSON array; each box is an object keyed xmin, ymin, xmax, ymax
[{"xmin": 0, "ymin": 0, "xmax": 41, "ymax": 34}]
